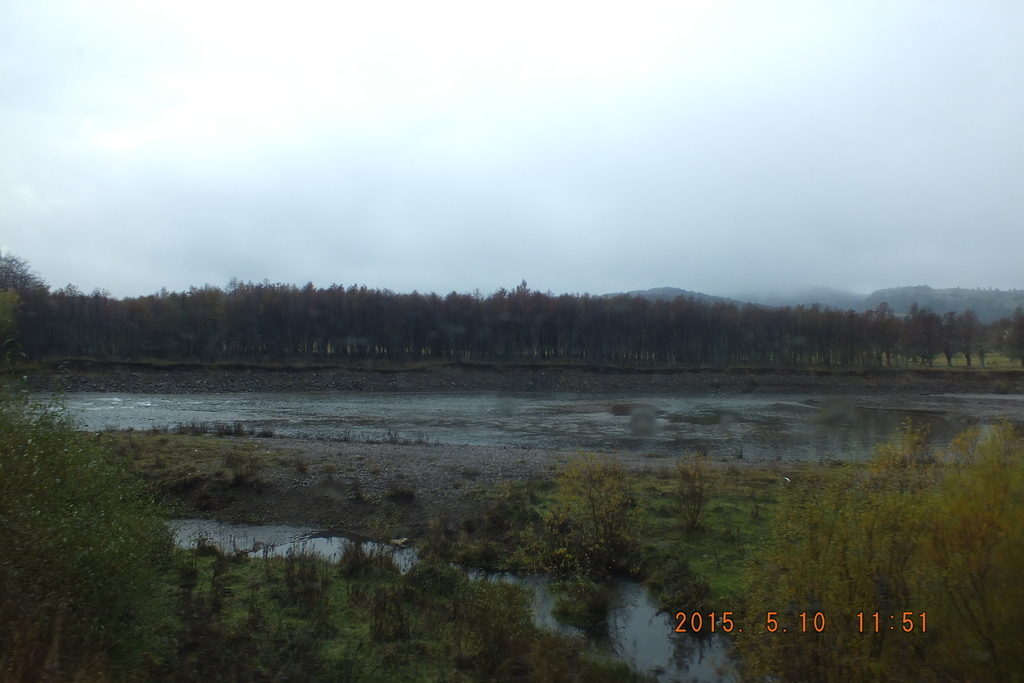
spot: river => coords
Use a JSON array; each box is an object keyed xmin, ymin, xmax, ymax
[{"xmin": 61, "ymin": 390, "xmax": 969, "ymax": 460}]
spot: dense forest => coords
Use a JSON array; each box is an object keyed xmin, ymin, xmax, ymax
[{"xmin": 3, "ymin": 253, "xmax": 1024, "ymax": 368}]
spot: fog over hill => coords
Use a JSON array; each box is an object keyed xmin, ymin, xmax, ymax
[
  {"xmin": 622, "ymin": 287, "xmax": 746, "ymax": 307},
  {"xmin": 862, "ymin": 287, "xmax": 1024, "ymax": 324},
  {"xmin": 623, "ymin": 286, "xmax": 1024, "ymax": 324},
  {"xmin": 734, "ymin": 287, "xmax": 868, "ymax": 312}
]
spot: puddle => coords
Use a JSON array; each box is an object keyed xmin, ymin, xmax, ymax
[
  {"xmin": 170, "ymin": 519, "xmax": 418, "ymax": 573},
  {"xmin": 171, "ymin": 520, "xmax": 738, "ymax": 682}
]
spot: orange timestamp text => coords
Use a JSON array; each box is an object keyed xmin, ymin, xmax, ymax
[{"xmin": 674, "ymin": 611, "xmax": 928, "ymax": 634}]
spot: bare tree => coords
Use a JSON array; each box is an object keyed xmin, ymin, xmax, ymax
[
  {"xmin": 0, "ymin": 251, "xmax": 47, "ymax": 292},
  {"xmin": 940, "ymin": 311, "xmax": 958, "ymax": 367},
  {"xmin": 907, "ymin": 304, "xmax": 942, "ymax": 367},
  {"xmin": 958, "ymin": 310, "xmax": 980, "ymax": 367}
]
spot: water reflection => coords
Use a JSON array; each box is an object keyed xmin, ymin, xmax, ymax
[
  {"xmin": 170, "ymin": 518, "xmax": 418, "ymax": 572},
  {"xmin": 605, "ymin": 581, "xmax": 734, "ymax": 682},
  {"xmin": 473, "ymin": 572, "xmax": 737, "ymax": 682}
]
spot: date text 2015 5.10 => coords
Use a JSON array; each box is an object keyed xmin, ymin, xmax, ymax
[{"xmin": 674, "ymin": 611, "xmax": 928, "ymax": 634}]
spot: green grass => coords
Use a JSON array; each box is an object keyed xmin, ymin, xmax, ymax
[
  {"xmin": 162, "ymin": 544, "xmax": 646, "ymax": 682},
  {"xmin": 906, "ymin": 350, "xmax": 1021, "ymax": 369},
  {"xmin": 433, "ymin": 453, "xmax": 839, "ymax": 617},
  {"xmin": 632, "ymin": 461, "xmax": 820, "ymax": 603},
  {"xmin": 97, "ymin": 429, "xmax": 302, "ymax": 506},
  {"xmin": 437, "ymin": 428, "xmax": 1024, "ymax": 682}
]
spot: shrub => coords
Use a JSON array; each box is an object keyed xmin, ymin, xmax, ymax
[
  {"xmin": 543, "ymin": 453, "xmax": 640, "ymax": 579},
  {"xmin": 737, "ymin": 423, "xmax": 1024, "ymax": 683},
  {"xmin": 644, "ymin": 554, "xmax": 711, "ymax": 615},
  {"xmin": 384, "ymin": 480, "xmax": 416, "ymax": 504},
  {"xmin": 551, "ymin": 579, "xmax": 614, "ymax": 629},
  {"xmin": 0, "ymin": 391, "xmax": 171, "ymax": 681},
  {"xmin": 674, "ymin": 451, "xmax": 714, "ymax": 533}
]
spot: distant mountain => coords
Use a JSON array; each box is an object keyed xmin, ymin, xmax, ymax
[
  {"xmin": 620, "ymin": 287, "xmax": 748, "ymax": 307},
  {"xmin": 620, "ymin": 286, "xmax": 863, "ymax": 310},
  {"xmin": 617, "ymin": 285, "xmax": 1024, "ymax": 324},
  {"xmin": 732, "ymin": 286, "xmax": 867, "ymax": 311},
  {"xmin": 864, "ymin": 286, "xmax": 1024, "ymax": 324}
]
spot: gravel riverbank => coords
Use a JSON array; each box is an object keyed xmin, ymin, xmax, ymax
[{"xmin": 28, "ymin": 363, "xmax": 1023, "ymax": 395}]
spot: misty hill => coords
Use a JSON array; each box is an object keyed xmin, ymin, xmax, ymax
[
  {"xmin": 734, "ymin": 287, "xmax": 867, "ymax": 311},
  {"xmin": 863, "ymin": 286, "xmax": 1024, "ymax": 323},
  {"xmin": 621, "ymin": 286, "xmax": 857, "ymax": 310},
  {"xmin": 620, "ymin": 287, "xmax": 749, "ymax": 307},
  {"xmin": 622, "ymin": 286, "xmax": 1024, "ymax": 323}
]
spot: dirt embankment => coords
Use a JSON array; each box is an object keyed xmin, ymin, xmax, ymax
[{"xmin": 27, "ymin": 360, "xmax": 1024, "ymax": 396}]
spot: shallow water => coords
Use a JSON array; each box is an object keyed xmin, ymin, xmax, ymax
[
  {"xmin": 63, "ymin": 391, "xmax": 967, "ymax": 460},
  {"xmin": 170, "ymin": 518, "xmax": 418, "ymax": 572},
  {"xmin": 486, "ymin": 573, "xmax": 735, "ymax": 682},
  {"xmin": 170, "ymin": 519, "xmax": 736, "ymax": 682}
]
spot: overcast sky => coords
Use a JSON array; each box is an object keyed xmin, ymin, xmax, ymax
[{"xmin": 2, "ymin": 0, "xmax": 1023, "ymax": 299}]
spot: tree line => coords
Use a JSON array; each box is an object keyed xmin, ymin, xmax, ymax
[{"xmin": 3, "ymin": 253, "xmax": 1023, "ymax": 368}]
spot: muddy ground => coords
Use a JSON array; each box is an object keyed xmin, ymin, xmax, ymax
[{"xmin": 171, "ymin": 439, "xmax": 581, "ymax": 537}]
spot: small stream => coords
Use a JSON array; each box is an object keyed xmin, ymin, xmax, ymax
[{"xmin": 171, "ymin": 519, "xmax": 736, "ymax": 682}]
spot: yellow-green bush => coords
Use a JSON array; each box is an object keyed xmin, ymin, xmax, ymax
[
  {"xmin": 917, "ymin": 424, "xmax": 1024, "ymax": 680},
  {"xmin": 737, "ymin": 423, "xmax": 1024, "ymax": 683},
  {"xmin": 542, "ymin": 453, "xmax": 640, "ymax": 579},
  {"xmin": 0, "ymin": 391, "xmax": 172, "ymax": 681}
]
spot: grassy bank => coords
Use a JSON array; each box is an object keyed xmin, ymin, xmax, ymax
[
  {"xmin": 99, "ymin": 427, "xmax": 290, "ymax": 510},
  {"xmin": 95, "ymin": 426, "xmax": 894, "ymax": 615}
]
